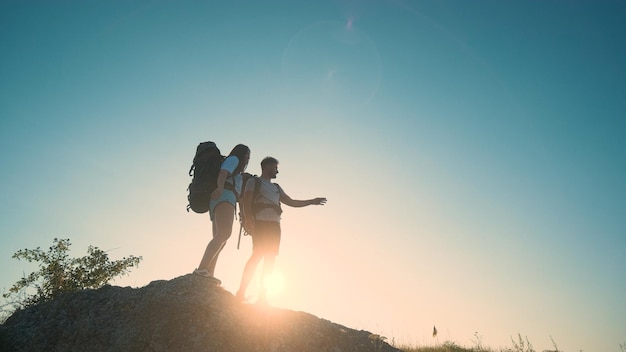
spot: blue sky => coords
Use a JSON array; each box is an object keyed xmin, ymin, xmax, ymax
[{"xmin": 1, "ymin": 1, "xmax": 625, "ymax": 351}]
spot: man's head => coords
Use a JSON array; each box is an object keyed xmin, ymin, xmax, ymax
[{"xmin": 261, "ymin": 157, "xmax": 279, "ymax": 179}]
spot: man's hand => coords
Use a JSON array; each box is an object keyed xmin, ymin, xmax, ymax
[{"xmin": 311, "ymin": 197, "xmax": 327, "ymax": 205}]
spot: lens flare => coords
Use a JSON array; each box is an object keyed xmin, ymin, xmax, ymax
[{"xmin": 264, "ymin": 271, "xmax": 285, "ymax": 296}]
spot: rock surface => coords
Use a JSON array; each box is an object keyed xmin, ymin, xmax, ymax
[{"xmin": 0, "ymin": 274, "xmax": 401, "ymax": 352}]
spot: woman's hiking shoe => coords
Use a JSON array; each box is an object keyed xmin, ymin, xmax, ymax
[{"xmin": 193, "ymin": 269, "xmax": 222, "ymax": 285}]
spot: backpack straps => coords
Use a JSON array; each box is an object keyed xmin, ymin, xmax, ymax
[
  {"xmin": 253, "ymin": 203, "xmax": 282, "ymax": 215},
  {"xmin": 252, "ymin": 176, "xmax": 261, "ymax": 203},
  {"xmin": 251, "ymin": 179, "xmax": 282, "ymax": 216}
]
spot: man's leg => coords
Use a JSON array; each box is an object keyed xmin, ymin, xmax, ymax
[
  {"xmin": 258, "ymin": 254, "xmax": 276, "ymax": 303},
  {"xmin": 236, "ymin": 252, "xmax": 262, "ymax": 301},
  {"xmin": 258, "ymin": 221, "xmax": 280, "ymax": 303}
]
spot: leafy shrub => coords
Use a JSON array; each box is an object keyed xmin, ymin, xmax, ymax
[{"xmin": 2, "ymin": 238, "xmax": 141, "ymax": 313}]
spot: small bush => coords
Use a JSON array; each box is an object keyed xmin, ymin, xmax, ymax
[{"xmin": 2, "ymin": 238, "xmax": 141, "ymax": 316}]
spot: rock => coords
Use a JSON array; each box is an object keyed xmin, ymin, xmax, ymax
[{"xmin": 0, "ymin": 274, "xmax": 401, "ymax": 352}]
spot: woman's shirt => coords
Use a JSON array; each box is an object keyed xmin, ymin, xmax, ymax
[{"xmin": 221, "ymin": 155, "xmax": 243, "ymax": 196}]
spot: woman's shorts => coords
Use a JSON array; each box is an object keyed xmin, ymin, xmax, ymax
[
  {"xmin": 252, "ymin": 220, "xmax": 281, "ymax": 256},
  {"xmin": 209, "ymin": 189, "xmax": 237, "ymax": 220}
]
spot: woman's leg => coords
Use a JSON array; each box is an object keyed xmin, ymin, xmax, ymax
[{"xmin": 197, "ymin": 202, "xmax": 235, "ymax": 276}]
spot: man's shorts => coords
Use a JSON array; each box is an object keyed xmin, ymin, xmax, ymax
[
  {"xmin": 252, "ymin": 220, "xmax": 281, "ymax": 256},
  {"xmin": 209, "ymin": 189, "xmax": 236, "ymax": 220}
]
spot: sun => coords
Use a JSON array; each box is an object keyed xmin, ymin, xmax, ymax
[{"xmin": 263, "ymin": 271, "xmax": 285, "ymax": 297}]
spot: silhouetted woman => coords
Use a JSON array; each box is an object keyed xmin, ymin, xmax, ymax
[{"xmin": 194, "ymin": 144, "xmax": 250, "ymax": 284}]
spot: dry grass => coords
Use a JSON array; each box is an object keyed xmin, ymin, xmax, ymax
[{"xmin": 398, "ymin": 334, "xmax": 563, "ymax": 352}]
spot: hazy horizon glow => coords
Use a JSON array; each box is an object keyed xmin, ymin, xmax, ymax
[{"xmin": 1, "ymin": 1, "xmax": 625, "ymax": 351}]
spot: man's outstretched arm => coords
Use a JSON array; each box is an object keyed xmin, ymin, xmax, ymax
[{"xmin": 279, "ymin": 187, "xmax": 327, "ymax": 207}]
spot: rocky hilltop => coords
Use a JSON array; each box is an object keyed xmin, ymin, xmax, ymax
[{"xmin": 0, "ymin": 274, "xmax": 401, "ymax": 352}]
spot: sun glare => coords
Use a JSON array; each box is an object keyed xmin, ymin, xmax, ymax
[{"xmin": 264, "ymin": 271, "xmax": 285, "ymax": 296}]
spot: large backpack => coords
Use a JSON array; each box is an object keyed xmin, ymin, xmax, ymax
[
  {"xmin": 236, "ymin": 173, "xmax": 263, "ymax": 248},
  {"xmin": 187, "ymin": 141, "xmax": 224, "ymax": 213},
  {"xmin": 237, "ymin": 172, "xmax": 259, "ymax": 225}
]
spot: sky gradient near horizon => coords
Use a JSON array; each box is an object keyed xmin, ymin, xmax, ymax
[{"xmin": 1, "ymin": 1, "xmax": 625, "ymax": 351}]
